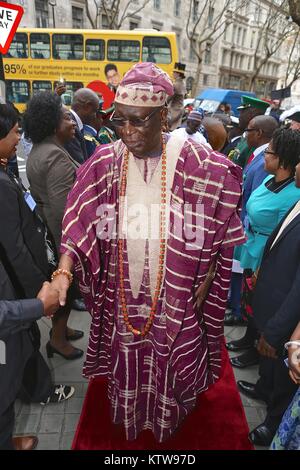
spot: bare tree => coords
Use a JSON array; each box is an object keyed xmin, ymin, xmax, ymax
[
  {"xmin": 185, "ymin": 0, "xmax": 247, "ymax": 96},
  {"xmin": 84, "ymin": 0, "xmax": 151, "ymax": 30},
  {"xmin": 248, "ymin": 1, "xmax": 295, "ymax": 91},
  {"xmin": 289, "ymin": 0, "xmax": 300, "ymax": 27},
  {"xmin": 284, "ymin": 28, "xmax": 300, "ymax": 88}
]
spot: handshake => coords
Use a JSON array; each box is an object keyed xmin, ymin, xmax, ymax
[{"xmin": 37, "ymin": 276, "xmax": 70, "ymax": 317}]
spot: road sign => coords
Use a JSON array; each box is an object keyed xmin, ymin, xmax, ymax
[{"xmin": 0, "ymin": 1, "xmax": 23, "ymax": 55}]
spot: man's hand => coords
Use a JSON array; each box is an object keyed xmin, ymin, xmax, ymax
[
  {"xmin": 37, "ymin": 281, "xmax": 60, "ymax": 317},
  {"xmin": 50, "ymin": 274, "xmax": 70, "ymax": 307},
  {"xmin": 257, "ymin": 334, "xmax": 278, "ymax": 359},
  {"xmin": 288, "ymin": 345, "xmax": 300, "ymax": 385},
  {"xmin": 194, "ymin": 264, "xmax": 216, "ymax": 311},
  {"xmin": 54, "ymin": 83, "xmax": 67, "ymax": 96}
]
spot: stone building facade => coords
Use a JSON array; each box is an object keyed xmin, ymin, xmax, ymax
[{"xmin": 11, "ymin": 0, "xmax": 298, "ymax": 99}]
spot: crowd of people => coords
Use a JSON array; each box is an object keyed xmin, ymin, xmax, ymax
[{"xmin": 0, "ymin": 59, "xmax": 300, "ymax": 451}]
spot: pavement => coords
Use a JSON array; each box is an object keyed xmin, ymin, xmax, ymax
[{"xmin": 13, "ymin": 311, "xmax": 267, "ymax": 450}]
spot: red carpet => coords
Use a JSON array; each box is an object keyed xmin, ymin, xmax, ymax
[{"xmin": 72, "ymin": 343, "xmax": 254, "ymax": 450}]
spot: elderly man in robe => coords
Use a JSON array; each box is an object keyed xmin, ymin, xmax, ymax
[{"xmin": 50, "ymin": 63, "xmax": 245, "ymax": 443}]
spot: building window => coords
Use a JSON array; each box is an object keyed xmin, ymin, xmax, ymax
[
  {"xmin": 35, "ymin": 0, "xmax": 49, "ymax": 28},
  {"xmin": 154, "ymin": 0, "xmax": 161, "ymax": 10},
  {"xmin": 193, "ymin": 0, "xmax": 199, "ymax": 22},
  {"xmin": 129, "ymin": 20, "xmax": 139, "ymax": 30},
  {"xmin": 250, "ymin": 30, "xmax": 256, "ymax": 48},
  {"xmin": 204, "ymin": 43, "xmax": 211, "ymax": 65},
  {"xmin": 203, "ymin": 74, "xmax": 208, "ymax": 86},
  {"xmin": 232, "ymin": 24, "xmax": 237, "ymax": 44},
  {"xmin": 72, "ymin": 6, "xmax": 84, "ymax": 29},
  {"xmin": 152, "ymin": 22, "xmax": 162, "ymax": 31},
  {"xmin": 102, "ymin": 14, "xmax": 109, "ymax": 29},
  {"xmin": 189, "ymin": 40, "xmax": 197, "ymax": 62},
  {"xmin": 208, "ymin": 6, "xmax": 214, "ymax": 27},
  {"xmin": 174, "ymin": 0, "xmax": 181, "ymax": 17},
  {"xmin": 223, "ymin": 23, "xmax": 230, "ymax": 41}
]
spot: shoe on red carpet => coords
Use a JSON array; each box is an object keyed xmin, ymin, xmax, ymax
[
  {"xmin": 248, "ymin": 423, "xmax": 274, "ymax": 447},
  {"xmin": 13, "ymin": 435, "xmax": 38, "ymax": 450}
]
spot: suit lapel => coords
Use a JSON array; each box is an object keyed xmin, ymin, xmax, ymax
[
  {"xmin": 263, "ymin": 204, "xmax": 300, "ymax": 257},
  {"xmin": 271, "ymin": 211, "xmax": 300, "ymax": 250}
]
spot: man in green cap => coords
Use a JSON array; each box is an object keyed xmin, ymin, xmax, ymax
[{"xmin": 228, "ymin": 95, "xmax": 270, "ymax": 169}]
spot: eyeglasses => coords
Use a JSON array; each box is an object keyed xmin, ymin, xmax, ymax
[
  {"xmin": 109, "ymin": 108, "xmax": 161, "ymax": 128},
  {"xmin": 264, "ymin": 149, "xmax": 277, "ymax": 155}
]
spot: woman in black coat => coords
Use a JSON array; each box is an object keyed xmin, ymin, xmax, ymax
[
  {"xmin": 0, "ymin": 101, "xmax": 83, "ymax": 362},
  {"xmin": 0, "ymin": 103, "xmax": 75, "ymax": 416}
]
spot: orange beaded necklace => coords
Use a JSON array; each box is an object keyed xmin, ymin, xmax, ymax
[{"xmin": 118, "ymin": 135, "xmax": 167, "ymax": 337}]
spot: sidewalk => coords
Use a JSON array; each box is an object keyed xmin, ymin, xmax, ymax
[{"xmin": 14, "ymin": 311, "xmax": 267, "ymax": 450}]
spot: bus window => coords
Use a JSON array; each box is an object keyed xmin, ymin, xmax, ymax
[
  {"xmin": 142, "ymin": 37, "xmax": 172, "ymax": 64},
  {"xmin": 107, "ymin": 40, "xmax": 140, "ymax": 62},
  {"xmin": 86, "ymin": 39, "xmax": 105, "ymax": 60},
  {"xmin": 30, "ymin": 33, "xmax": 50, "ymax": 59},
  {"xmin": 4, "ymin": 33, "xmax": 28, "ymax": 59},
  {"xmin": 6, "ymin": 80, "xmax": 30, "ymax": 104},
  {"xmin": 53, "ymin": 34, "xmax": 83, "ymax": 60},
  {"xmin": 32, "ymin": 81, "xmax": 52, "ymax": 94}
]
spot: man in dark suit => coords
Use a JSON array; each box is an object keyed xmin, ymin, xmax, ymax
[
  {"xmin": 65, "ymin": 88, "xmax": 100, "ymax": 165},
  {"xmin": 226, "ymin": 116, "xmax": 279, "ymax": 365},
  {"xmin": 237, "ymin": 189, "xmax": 300, "ymax": 445},
  {"xmin": 0, "ymin": 277, "xmax": 58, "ymax": 450}
]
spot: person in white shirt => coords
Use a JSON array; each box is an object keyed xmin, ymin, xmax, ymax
[{"xmin": 171, "ymin": 110, "xmax": 210, "ymax": 147}]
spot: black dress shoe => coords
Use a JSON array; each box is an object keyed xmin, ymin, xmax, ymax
[
  {"xmin": 224, "ymin": 313, "xmax": 247, "ymax": 327},
  {"xmin": 49, "ymin": 328, "xmax": 84, "ymax": 342},
  {"xmin": 72, "ymin": 298, "xmax": 87, "ymax": 311},
  {"xmin": 230, "ymin": 348, "xmax": 259, "ymax": 368},
  {"xmin": 46, "ymin": 341, "xmax": 84, "ymax": 360},
  {"xmin": 226, "ymin": 340, "xmax": 252, "ymax": 352},
  {"xmin": 237, "ymin": 380, "xmax": 263, "ymax": 401},
  {"xmin": 249, "ymin": 423, "xmax": 275, "ymax": 446}
]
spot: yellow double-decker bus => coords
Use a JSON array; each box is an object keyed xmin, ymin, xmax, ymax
[{"xmin": 3, "ymin": 28, "xmax": 178, "ymax": 112}]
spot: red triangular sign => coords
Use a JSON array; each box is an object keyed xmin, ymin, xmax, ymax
[{"xmin": 0, "ymin": 1, "xmax": 23, "ymax": 55}]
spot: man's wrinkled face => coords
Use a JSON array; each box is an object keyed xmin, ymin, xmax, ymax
[{"xmin": 113, "ymin": 103, "xmax": 165, "ymax": 157}]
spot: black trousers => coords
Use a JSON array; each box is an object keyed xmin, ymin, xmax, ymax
[
  {"xmin": 255, "ymin": 355, "xmax": 299, "ymax": 433},
  {"xmin": 0, "ymin": 403, "xmax": 14, "ymax": 450},
  {"xmin": 0, "ymin": 350, "xmax": 52, "ymax": 450}
]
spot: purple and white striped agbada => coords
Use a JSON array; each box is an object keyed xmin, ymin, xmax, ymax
[{"xmin": 61, "ymin": 136, "xmax": 245, "ymax": 442}]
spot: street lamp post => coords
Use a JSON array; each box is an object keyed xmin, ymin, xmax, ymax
[{"xmin": 49, "ymin": 0, "xmax": 56, "ymax": 28}]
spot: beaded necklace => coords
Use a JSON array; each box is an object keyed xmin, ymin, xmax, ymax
[{"xmin": 118, "ymin": 135, "xmax": 167, "ymax": 337}]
